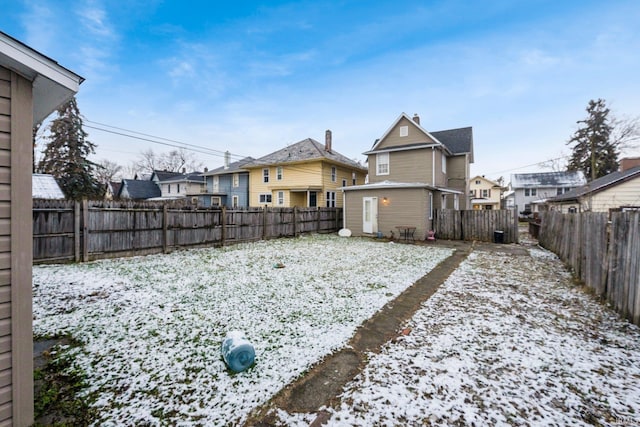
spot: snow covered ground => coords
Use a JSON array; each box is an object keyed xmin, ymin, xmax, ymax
[
  {"xmin": 279, "ymin": 246, "xmax": 640, "ymax": 426},
  {"xmin": 33, "ymin": 235, "xmax": 453, "ymax": 425}
]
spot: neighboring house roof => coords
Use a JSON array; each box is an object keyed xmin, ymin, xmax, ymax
[
  {"xmin": 365, "ymin": 112, "xmax": 474, "ymax": 161},
  {"xmin": 32, "ymin": 174, "xmax": 65, "ymax": 199},
  {"xmin": 159, "ymin": 171, "xmax": 205, "ymax": 184},
  {"xmin": 245, "ymin": 138, "xmax": 367, "ymax": 171},
  {"xmin": 151, "ymin": 170, "xmax": 183, "ymax": 181},
  {"xmin": 549, "ymin": 166, "xmax": 640, "ymax": 202},
  {"xmin": 109, "ymin": 181, "xmax": 122, "ymax": 196},
  {"xmin": 470, "ymin": 175, "xmax": 501, "ymax": 187},
  {"xmin": 1, "ymin": 31, "xmax": 84, "ymax": 123},
  {"xmin": 511, "ymin": 171, "xmax": 586, "ymax": 188},
  {"xmin": 119, "ymin": 179, "xmax": 161, "ymax": 199},
  {"xmin": 203, "ymin": 157, "xmax": 255, "ymax": 176}
]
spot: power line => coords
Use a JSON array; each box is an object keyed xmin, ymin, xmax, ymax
[
  {"xmin": 485, "ymin": 155, "xmax": 571, "ymax": 176},
  {"xmin": 84, "ymin": 120, "xmax": 249, "ymax": 161}
]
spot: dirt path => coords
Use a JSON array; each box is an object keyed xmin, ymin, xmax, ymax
[{"xmin": 244, "ymin": 240, "xmax": 495, "ymax": 426}]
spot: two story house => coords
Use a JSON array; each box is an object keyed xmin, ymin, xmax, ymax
[
  {"xmin": 469, "ymin": 175, "xmax": 502, "ymax": 210},
  {"xmin": 200, "ymin": 154, "xmax": 254, "ymax": 208},
  {"xmin": 243, "ymin": 130, "xmax": 367, "ymax": 208},
  {"xmin": 508, "ymin": 171, "xmax": 586, "ymax": 214},
  {"xmin": 342, "ymin": 113, "xmax": 473, "ymax": 239},
  {"xmin": 155, "ymin": 170, "xmax": 205, "ymax": 202}
]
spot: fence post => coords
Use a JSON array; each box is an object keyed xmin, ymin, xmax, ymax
[
  {"xmin": 221, "ymin": 206, "xmax": 227, "ymax": 246},
  {"xmin": 82, "ymin": 199, "xmax": 88, "ymax": 262},
  {"xmin": 262, "ymin": 206, "xmax": 268, "ymax": 240},
  {"xmin": 513, "ymin": 208, "xmax": 519, "ymax": 244},
  {"xmin": 317, "ymin": 206, "xmax": 321, "ymax": 232},
  {"xmin": 293, "ymin": 206, "xmax": 298, "ymax": 237},
  {"xmin": 162, "ymin": 204, "xmax": 168, "ymax": 253},
  {"xmin": 74, "ymin": 201, "xmax": 80, "ymax": 262}
]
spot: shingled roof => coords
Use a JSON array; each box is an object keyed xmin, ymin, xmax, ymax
[
  {"xmin": 245, "ymin": 138, "xmax": 366, "ymax": 171},
  {"xmin": 550, "ymin": 166, "xmax": 640, "ymax": 202},
  {"xmin": 431, "ymin": 127, "xmax": 474, "ymax": 156},
  {"xmin": 203, "ymin": 157, "xmax": 255, "ymax": 176},
  {"xmin": 119, "ymin": 179, "xmax": 161, "ymax": 200}
]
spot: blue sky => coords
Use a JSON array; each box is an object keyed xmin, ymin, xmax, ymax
[{"xmin": 2, "ymin": 0, "xmax": 640, "ymax": 180}]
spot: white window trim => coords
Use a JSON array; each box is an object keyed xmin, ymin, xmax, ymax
[
  {"xmin": 399, "ymin": 125, "xmax": 408, "ymax": 137},
  {"xmin": 276, "ymin": 166, "xmax": 283, "ymax": 180},
  {"xmin": 326, "ymin": 191, "xmax": 336, "ymax": 207},
  {"xmin": 442, "ymin": 154, "xmax": 447, "ymax": 174},
  {"xmin": 331, "ymin": 166, "xmax": 337, "ymax": 182},
  {"xmin": 277, "ymin": 191, "xmax": 284, "ymax": 206},
  {"xmin": 376, "ymin": 152, "xmax": 389, "ymax": 176},
  {"xmin": 263, "ymin": 168, "xmax": 270, "ymax": 183},
  {"xmin": 232, "ymin": 173, "xmax": 239, "ymax": 188},
  {"xmin": 232, "ymin": 195, "xmax": 239, "ymax": 208}
]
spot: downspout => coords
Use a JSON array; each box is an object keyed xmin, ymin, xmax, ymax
[{"xmin": 342, "ymin": 191, "xmax": 346, "ymax": 229}]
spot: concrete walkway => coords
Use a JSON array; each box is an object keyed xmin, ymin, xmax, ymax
[{"xmin": 244, "ymin": 240, "xmax": 521, "ymax": 426}]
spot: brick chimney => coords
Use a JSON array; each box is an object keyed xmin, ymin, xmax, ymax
[
  {"xmin": 620, "ymin": 157, "xmax": 640, "ymax": 172},
  {"xmin": 325, "ymin": 129, "xmax": 332, "ymax": 152},
  {"xmin": 412, "ymin": 114, "xmax": 420, "ymax": 125},
  {"xmin": 224, "ymin": 151, "xmax": 230, "ymax": 170}
]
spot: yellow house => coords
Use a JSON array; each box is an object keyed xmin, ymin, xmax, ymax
[
  {"xmin": 245, "ymin": 130, "xmax": 367, "ymax": 208},
  {"xmin": 469, "ymin": 175, "xmax": 502, "ymax": 210}
]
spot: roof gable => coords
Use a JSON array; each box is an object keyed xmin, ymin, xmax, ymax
[
  {"xmin": 203, "ymin": 157, "xmax": 255, "ymax": 176},
  {"xmin": 119, "ymin": 179, "xmax": 161, "ymax": 199},
  {"xmin": 470, "ymin": 175, "xmax": 500, "ymax": 187},
  {"xmin": 371, "ymin": 113, "xmax": 441, "ymax": 151},
  {"xmin": 245, "ymin": 138, "xmax": 366, "ymax": 171}
]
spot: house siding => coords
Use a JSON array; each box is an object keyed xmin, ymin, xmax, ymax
[
  {"xmin": 587, "ymin": 178, "xmax": 640, "ymax": 212},
  {"xmin": 369, "ymin": 149, "xmax": 433, "ymax": 184},
  {"xmin": 446, "ymin": 155, "xmax": 469, "ymax": 209},
  {"xmin": 344, "ymin": 187, "xmax": 431, "ymax": 239},
  {"xmin": 1, "ymin": 67, "xmax": 35, "ymax": 425}
]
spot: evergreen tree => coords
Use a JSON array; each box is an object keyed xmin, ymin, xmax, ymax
[
  {"xmin": 566, "ymin": 99, "xmax": 618, "ymax": 181},
  {"xmin": 38, "ymin": 97, "xmax": 105, "ymax": 200}
]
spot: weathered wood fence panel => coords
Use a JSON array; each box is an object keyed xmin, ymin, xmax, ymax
[
  {"xmin": 538, "ymin": 211, "xmax": 640, "ymax": 326},
  {"xmin": 434, "ymin": 209, "xmax": 518, "ymax": 244},
  {"xmin": 33, "ymin": 200, "xmax": 342, "ymax": 264}
]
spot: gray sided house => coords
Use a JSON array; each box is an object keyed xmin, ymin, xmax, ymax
[
  {"xmin": 1, "ymin": 31, "xmax": 83, "ymax": 425},
  {"xmin": 343, "ymin": 112, "xmax": 473, "ymax": 240},
  {"xmin": 509, "ymin": 171, "xmax": 586, "ymax": 214},
  {"xmin": 200, "ymin": 156, "xmax": 254, "ymax": 208},
  {"xmin": 155, "ymin": 171, "xmax": 205, "ymax": 201}
]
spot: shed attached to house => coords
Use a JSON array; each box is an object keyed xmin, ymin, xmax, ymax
[{"xmin": 1, "ymin": 31, "xmax": 83, "ymax": 425}]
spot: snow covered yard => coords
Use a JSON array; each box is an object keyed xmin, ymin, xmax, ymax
[
  {"xmin": 32, "ymin": 234, "xmax": 453, "ymax": 425},
  {"xmin": 279, "ymin": 246, "xmax": 640, "ymax": 426}
]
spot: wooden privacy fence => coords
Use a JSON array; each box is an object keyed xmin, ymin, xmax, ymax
[
  {"xmin": 433, "ymin": 209, "xmax": 519, "ymax": 244},
  {"xmin": 33, "ymin": 199, "xmax": 342, "ymax": 264},
  {"xmin": 538, "ymin": 211, "xmax": 640, "ymax": 326}
]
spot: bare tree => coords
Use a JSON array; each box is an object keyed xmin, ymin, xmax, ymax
[
  {"xmin": 94, "ymin": 159, "xmax": 123, "ymax": 184},
  {"xmin": 611, "ymin": 115, "xmax": 640, "ymax": 153},
  {"xmin": 135, "ymin": 148, "xmax": 205, "ymax": 174}
]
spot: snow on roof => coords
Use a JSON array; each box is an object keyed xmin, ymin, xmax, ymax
[
  {"xmin": 510, "ymin": 171, "xmax": 586, "ymax": 188},
  {"xmin": 550, "ymin": 165, "xmax": 640, "ymax": 202},
  {"xmin": 32, "ymin": 173, "xmax": 65, "ymax": 199}
]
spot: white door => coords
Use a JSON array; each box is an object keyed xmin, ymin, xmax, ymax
[{"xmin": 363, "ymin": 197, "xmax": 378, "ymax": 233}]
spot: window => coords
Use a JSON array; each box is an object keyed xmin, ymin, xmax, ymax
[
  {"xmin": 233, "ymin": 173, "xmax": 239, "ymax": 188},
  {"xmin": 482, "ymin": 189, "xmax": 490, "ymax": 198},
  {"xmin": 376, "ymin": 152, "xmax": 389, "ymax": 175},
  {"xmin": 213, "ymin": 176, "xmax": 219, "ymax": 192},
  {"xmin": 470, "ymin": 190, "xmax": 476, "ymax": 197},
  {"xmin": 309, "ymin": 191, "xmax": 317, "ymax": 207},
  {"xmin": 342, "ymin": 179, "xmax": 347, "ymax": 187},
  {"xmin": 557, "ymin": 187, "xmax": 571, "ymax": 195},
  {"xmin": 399, "ymin": 125, "xmax": 408, "ymax": 137},
  {"xmin": 177, "ymin": 184, "xmax": 181, "ymax": 193},
  {"xmin": 263, "ymin": 168, "xmax": 270, "ymax": 183},
  {"xmin": 331, "ymin": 166, "xmax": 337, "ymax": 182},
  {"xmin": 442, "ymin": 154, "xmax": 447, "ymax": 173},
  {"xmin": 475, "ymin": 180, "xmax": 481, "ymax": 185},
  {"xmin": 167, "ymin": 184, "xmax": 171, "ymax": 194},
  {"xmin": 259, "ymin": 193, "xmax": 272, "ymax": 204},
  {"xmin": 232, "ymin": 196, "xmax": 239, "ymax": 208},
  {"xmin": 326, "ymin": 191, "xmax": 336, "ymax": 207},
  {"xmin": 352, "ymin": 172, "xmax": 356, "ymax": 185},
  {"xmin": 211, "ymin": 196, "xmax": 221, "ymax": 206},
  {"xmin": 532, "ymin": 188, "xmax": 537, "ymax": 196},
  {"xmin": 277, "ymin": 191, "xmax": 284, "ymax": 206},
  {"xmin": 276, "ymin": 166, "xmax": 283, "ymax": 180},
  {"xmin": 525, "ymin": 188, "xmax": 536, "ymax": 197}
]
